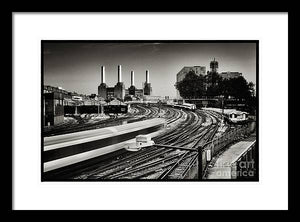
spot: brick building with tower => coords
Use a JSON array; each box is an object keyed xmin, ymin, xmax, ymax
[{"xmin": 176, "ymin": 58, "xmax": 244, "ymax": 99}]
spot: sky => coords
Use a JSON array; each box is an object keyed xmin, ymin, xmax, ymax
[{"xmin": 43, "ymin": 42, "xmax": 257, "ymax": 97}]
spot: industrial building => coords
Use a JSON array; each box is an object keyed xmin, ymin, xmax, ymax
[
  {"xmin": 127, "ymin": 71, "xmax": 137, "ymax": 95},
  {"xmin": 98, "ymin": 65, "xmax": 152, "ymax": 101},
  {"xmin": 98, "ymin": 65, "xmax": 125, "ymax": 101},
  {"xmin": 143, "ymin": 70, "xmax": 152, "ymax": 95},
  {"xmin": 124, "ymin": 70, "xmax": 144, "ymax": 99},
  {"xmin": 44, "ymin": 85, "xmax": 105, "ymax": 125},
  {"xmin": 44, "ymin": 92, "xmax": 64, "ymax": 126},
  {"xmin": 44, "ymin": 64, "xmax": 154, "ymax": 126},
  {"xmin": 125, "ymin": 88, "xmax": 144, "ymax": 98},
  {"xmin": 104, "ymin": 98, "xmax": 128, "ymax": 114}
]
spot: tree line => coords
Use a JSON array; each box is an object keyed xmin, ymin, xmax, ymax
[{"xmin": 176, "ymin": 70, "xmax": 256, "ymax": 109}]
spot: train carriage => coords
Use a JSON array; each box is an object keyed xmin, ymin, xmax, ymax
[
  {"xmin": 173, "ymin": 103, "xmax": 196, "ymax": 111},
  {"xmin": 43, "ymin": 118, "xmax": 166, "ymax": 173}
]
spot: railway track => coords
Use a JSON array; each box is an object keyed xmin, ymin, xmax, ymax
[
  {"xmin": 69, "ymin": 108, "xmax": 224, "ymax": 180},
  {"xmin": 43, "ymin": 104, "xmax": 162, "ymax": 137},
  {"xmin": 49, "ymin": 105, "xmax": 184, "ymax": 179},
  {"xmin": 157, "ymin": 115, "xmax": 221, "ymax": 180},
  {"xmin": 68, "ymin": 107, "xmax": 192, "ymax": 179}
]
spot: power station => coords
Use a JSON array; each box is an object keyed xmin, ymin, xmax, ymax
[
  {"xmin": 98, "ymin": 65, "xmax": 152, "ymax": 101},
  {"xmin": 143, "ymin": 70, "xmax": 152, "ymax": 95}
]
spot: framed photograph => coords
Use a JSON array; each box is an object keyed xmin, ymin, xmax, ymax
[
  {"xmin": 41, "ymin": 40, "xmax": 258, "ymax": 182},
  {"xmin": 12, "ymin": 12, "xmax": 288, "ymax": 211}
]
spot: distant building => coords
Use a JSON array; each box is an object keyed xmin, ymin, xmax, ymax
[
  {"xmin": 114, "ymin": 82, "xmax": 125, "ymax": 100},
  {"xmin": 175, "ymin": 58, "xmax": 245, "ymax": 99},
  {"xmin": 44, "ymin": 85, "xmax": 70, "ymax": 97},
  {"xmin": 106, "ymin": 87, "xmax": 115, "ymax": 100},
  {"xmin": 98, "ymin": 65, "xmax": 125, "ymax": 101},
  {"xmin": 143, "ymin": 95, "xmax": 163, "ymax": 103},
  {"xmin": 176, "ymin": 66, "xmax": 206, "ymax": 99},
  {"xmin": 103, "ymin": 98, "xmax": 128, "ymax": 114},
  {"xmin": 207, "ymin": 59, "xmax": 243, "ymax": 88},
  {"xmin": 219, "ymin": 71, "xmax": 242, "ymax": 79},
  {"xmin": 143, "ymin": 83, "xmax": 152, "ymax": 96},
  {"xmin": 210, "ymin": 58, "xmax": 219, "ymax": 73},
  {"xmin": 125, "ymin": 88, "xmax": 144, "ymax": 98},
  {"xmin": 125, "ymin": 70, "xmax": 146, "ymax": 98},
  {"xmin": 44, "ymin": 92, "xmax": 64, "ymax": 126},
  {"xmin": 176, "ymin": 66, "xmax": 206, "ymax": 83},
  {"xmin": 98, "ymin": 66, "xmax": 152, "ymax": 100},
  {"xmin": 143, "ymin": 70, "xmax": 152, "ymax": 96}
]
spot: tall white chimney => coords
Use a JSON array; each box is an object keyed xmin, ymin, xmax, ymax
[
  {"xmin": 146, "ymin": 70, "xmax": 149, "ymax": 84},
  {"xmin": 131, "ymin": 71, "xmax": 135, "ymax": 86},
  {"xmin": 118, "ymin": 65, "xmax": 122, "ymax": 82},
  {"xmin": 101, "ymin": 66, "xmax": 105, "ymax": 84}
]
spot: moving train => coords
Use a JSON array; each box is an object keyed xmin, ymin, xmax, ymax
[
  {"xmin": 173, "ymin": 103, "xmax": 196, "ymax": 111},
  {"xmin": 43, "ymin": 118, "xmax": 166, "ymax": 174},
  {"xmin": 171, "ymin": 99, "xmax": 196, "ymax": 111}
]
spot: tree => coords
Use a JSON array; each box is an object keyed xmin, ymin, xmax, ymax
[
  {"xmin": 213, "ymin": 76, "xmax": 252, "ymax": 100},
  {"xmin": 246, "ymin": 82, "xmax": 256, "ymax": 114},
  {"xmin": 206, "ymin": 71, "xmax": 222, "ymax": 86},
  {"xmin": 205, "ymin": 71, "xmax": 223, "ymax": 97},
  {"xmin": 248, "ymin": 82, "xmax": 255, "ymax": 97},
  {"xmin": 176, "ymin": 71, "xmax": 205, "ymax": 99}
]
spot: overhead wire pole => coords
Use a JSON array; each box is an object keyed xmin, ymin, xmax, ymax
[
  {"xmin": 221, "ymin": 95, "xmax": 224, "ymax": 124},
  {"xmin": 198, "ymin": 146, "xmax": 202, "ymax": 180}
]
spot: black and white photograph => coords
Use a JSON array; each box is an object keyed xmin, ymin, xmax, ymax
[
  {"xmin": 42, "ymin": 41, "xmax": 258, "ymax": 181},
  {"xmin": 12, "ymin": 12, "xmax": 289, "ymax": 211}
]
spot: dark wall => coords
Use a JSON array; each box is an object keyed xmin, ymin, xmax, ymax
[
  {"xmin": 64, "ymin": 106, "xmax": 76, "ymax": 114},
  {"xmin": 64, "ymin": 105, "xmax": 102, "ymax": 114},
  {"xmin": 80, "ymin": 105, "xmax": 99, "ymax": 114},
  {"xmin": 64, "ymin": 105, "xmax": 128, "ymax": 114},
  {"xmin": 104, "ymin": 105, "xmax": 128, "ymax": 114},
  {"xmin": 44, "ymin": 92, "xmax": 64, "ymax": 126},
  {"xmin": 185, "ymin": 99, "xmax": 219, "ymax": 108}
]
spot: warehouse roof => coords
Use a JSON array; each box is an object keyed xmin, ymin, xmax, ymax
[{"xmin": 107, "ymin": 99, "xmax": 126, "ymax": 106}]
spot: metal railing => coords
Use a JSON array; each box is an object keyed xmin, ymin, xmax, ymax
[
  {"xmin": 153, "ymin": 123, "xmax": 254, "ymax": 179},
  {"xmin": 200, "ymin": 124, "xmax": 252, "ymax": 178}
]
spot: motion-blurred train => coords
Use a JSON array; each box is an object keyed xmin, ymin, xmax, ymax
[{"xmin": 43, "ymin": 118, "xmax": 166, "ymax": 175}]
